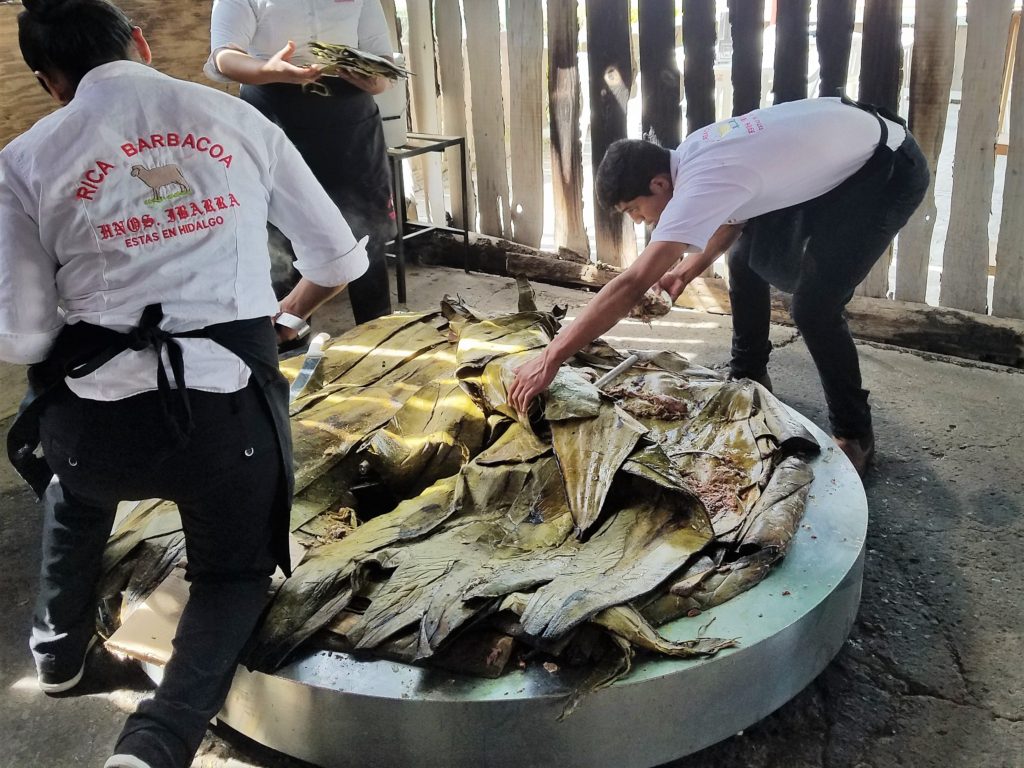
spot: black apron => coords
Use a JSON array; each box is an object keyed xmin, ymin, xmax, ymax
[
  {"xmin": 6, "ymin": 305, "xmax": 295, "ymax": 574},
  {"xmin": 242, "ymin": 78, "xmax": 395, "ymax": 323},
  {"xmin": 744, "ymin": 97, "xmax": 906, "ymax": 293},
  {"xmin": 241, "ymin": 78, "xmax": 397, "ymax": 243}
]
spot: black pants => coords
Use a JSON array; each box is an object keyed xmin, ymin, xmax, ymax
[
  {"xmin": 242, "ymin": 81, "xmax": 395, "ymax": 324},
  {"xmin": 33, "ymin": 383, "xmax": 281, "ymax": 768},
  {"xmin": 727, "ymin": 136, "xmax": 930, "ymax": 439}
]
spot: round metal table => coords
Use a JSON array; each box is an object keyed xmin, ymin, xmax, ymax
[{"xmin": 209, "ymin": 416, "xmax": 866, "ymax": 768}]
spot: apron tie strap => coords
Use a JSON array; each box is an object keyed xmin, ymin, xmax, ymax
[{"xmin": 67, "ymin": 303, "xmax": 198, "ymax": 444}]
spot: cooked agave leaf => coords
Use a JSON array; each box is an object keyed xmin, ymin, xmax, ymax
[
  {"xmin": 348, "ymin": 457, "xmax": 573, "ymax": 657},
  {"xmin": 102, "ymin": 499, "xmax": 183, "ymax": 572},
  {"xmin": 473, "ymin": 420, "xmax": 550, "ymax": 466},
  {"xmin": 291, "ymin": 384, "xmax": 405, "ymax": 494},
  {"xmin": 550, "ymin": 401, "xmax": 648, "ymax": 535},
  {"xmin": 454, "ymin": 312, "xmax": 557, "ymax": 377},
  {"xmin": 362, "ymin": 377, "xmax": 487, "ymax": 494},
  {"xmin": 591, "ymin": 604, "xmax": 735, "ymax": 657},
  {"xmin": 734, "ymin": 454, "xmax": 814, "ymax": 555},
  {"xmin": 544, "ymin": 367, "xmax": 604, "ymax": 422},
  {"xmin": 291, "ymin": 347, "xmax": 457, "ymax": 493},
  {"xmin": 248, "ymin": 475, "xmax": 458, "ymax": 670},
  {"xmin": 454, "ymin": 454, "xmax": 574, "ymax": 550},
  {"xmin": 294, "ymin": 312, "xmax": 439, "ymax": 400},
  {"xmin": 308, "ymin": 41, "xmax": 412, "ymax": 81},
  {"xmin": 518, "ymin": 488, "xmax": 712, "ymax": 638}
]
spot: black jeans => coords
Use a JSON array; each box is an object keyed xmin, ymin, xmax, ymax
[
  {"xmin": 33, "ymin": 382, "xmax": 281, "ymax": 768},
  {"xmin": 728, "ymin": 136, "xmax": 930, "ymax": 439}
]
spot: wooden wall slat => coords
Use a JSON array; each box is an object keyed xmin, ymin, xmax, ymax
[
  {"xmin": 406, "ymin": 1, "xmax": 445, "ymax": 223},
  {"xmin": 727, "ymin": 0, "xmax": 765, "ymax": 115},
  {"xmin": 639, "ymin": 0, "xmax": 682, "ymax": 147},
  {"xmin": 379, "ymin": 0, "xmax": 402, "ymax": 53},
  {"xmin": 894, "ymin": 0, "xmax": 957, "ymax": 303},
  {"xmin": 994, "ymin": 11, "xmax": 1024, "ymax": 319},
  {"xmin": 506, "ymin": 0, "xmax": 545, "ymax": 248},
  {"xmin": 940, "ymin": 0, "xmax": 1013, "ymax": 314},
  {"xmin": 465, "ymin": 0, "xmax": 512, "ymax": 238},
  {"xmin": 773, "ymin": 0, "xmax": 810, "ymax": 104},
  {"xmin": 585, "ymin": 0, "xmax": 636, "ymax": 266},
  {"xmin": 856, "ymin": 0, "xmax": 904, "ymax": 299},
  {"xmin": 547, "ymin": 0, "xmax": 590, "ymax": 258},
  {"xmin": 435, "ymin": 0, "xmax": 474, "ymax": 229},
  {"xmin": 681, "ymin": 0, "xmax": 717, "ymax": 134},
  {"xmin": 816, "ymin": 0, "xmax": 856, "ymax": 97},
  {"xmin": 858, "ymin": 0, "xmax": 903, "ymax": 112}
]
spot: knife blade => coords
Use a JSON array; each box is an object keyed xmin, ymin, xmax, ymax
[{"xmin": 288, "ymin": 332, "xmax": 331, "ymax": 404}]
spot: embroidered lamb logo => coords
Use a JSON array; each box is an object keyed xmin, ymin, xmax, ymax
[{"xmin": 130, "ymin": 163, "xmax": 193, "ymax": 205}]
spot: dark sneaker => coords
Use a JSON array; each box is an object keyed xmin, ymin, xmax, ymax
[
  {"xmin": 104, "ymin": 756, "xmax": 154, "ymax": 768},
  {"xmin": 37, "ymin": 635, "xmax": 97, "ymax": 694},
  {"xmin": 728, "ymin": 372, "xmax": 774, "ymax": 393},
  {"xmin": 834, "ymin": 433, "xmax": 876, "ymax": 478}
]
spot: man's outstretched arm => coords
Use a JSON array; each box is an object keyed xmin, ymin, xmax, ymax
[
  {"xmin": 507, "ymin": 239, "xmax": 687, "ymax": 413},
  {"xmin": 658, "ymin": 223, "xmax": 744, "ymax": 300}
]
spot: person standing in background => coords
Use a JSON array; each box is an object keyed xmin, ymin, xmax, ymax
[{"xmin": 207, "ymin": 0, "xmax": 397, "ymax": 324}]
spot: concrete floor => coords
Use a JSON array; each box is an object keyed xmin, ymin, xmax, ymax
[{"xmin": 1, "ymin": 263, "xmax": 1022, "ymax": 768}]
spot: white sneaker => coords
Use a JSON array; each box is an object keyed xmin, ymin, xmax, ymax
[{"xmin": 103, "ymin": 755, "xmax": 153, "ymax": 768}]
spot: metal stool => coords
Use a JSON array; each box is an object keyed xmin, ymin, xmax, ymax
[{"xmin": 386, "ymin": 132, "xmax": 470, "ymax": 303}]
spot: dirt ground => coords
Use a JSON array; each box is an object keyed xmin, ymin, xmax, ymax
[{"xmin": 0, "ymin": 263, "xmax": 1021, "ymax": 768}]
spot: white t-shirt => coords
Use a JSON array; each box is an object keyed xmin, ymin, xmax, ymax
[
  {"xmin": 650, "ymin": 97, "xmax": 907, "ymax": 252},
  {"xmin": 0, "ymin": 60, "xmax": 368, "ymax": 399},
  {"xmin": 206, "ymin": 0, "xmax": 393, "ymax": 82}
]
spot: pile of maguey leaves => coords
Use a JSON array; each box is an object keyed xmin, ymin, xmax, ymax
[{"xmin": 98, "ymin": 280, "xmax": 819, "ymax": 702}]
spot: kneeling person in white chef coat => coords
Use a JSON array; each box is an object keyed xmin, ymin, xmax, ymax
[{"xmin": 1, "ymin": 1, "xmax": 368, "ymax": 766}]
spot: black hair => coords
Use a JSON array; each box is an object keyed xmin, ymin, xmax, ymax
[
  {"xmin": 595, "ymin": 139, "xmax": 672, "ymax": 209},
  {"xmin": 18, "ymin": 0, "xmax": 134, "ymax": 93}
]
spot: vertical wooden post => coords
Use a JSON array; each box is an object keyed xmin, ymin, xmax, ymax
[
  {"xmin": 941, "ymin": 0, "xmax": 1013, "ymax": 314},
  {"xmin": 855, "ymin": 0, "xmax": 904, "ymax": 299},
  {"xmin": 773, "ymin": 0, "xmax": 810, "ymax": 104},
  {"xmin": 548, "ymin": 0, "xmax": 590, "ymax": 259},
  {"xmin": 728, "ymin": 0, "xmax": 765, "ymax": 115},
  {"xmin": 585, "ymin": 0, "xmax": 636, "ymax": 267},
  {"xmin": 639, "ymin": 0, "xmax": 682, "ymax": 148},
  {"xmin": 816, "ymin": 0, "xmax": 855, "ymax": 97},
  {"xmin": 507, "ymin": 0, "xmax": 545, "ymax": 248},
  {"xmin": 893, "ymin": 0, "xmax": 957, "ymax": 304},
  {"xmin": 858, "ymin": 0, "xmax": 903, "ymax": 112},
  {"xmin": 994, "ymin": 12, "xmax": 1024, "ymax": 318},
  {"xmin": 406, "ymin": 0, "xmax": 445, "ymax": 223},
  {"xmin": 379, "ymin": 0, "xmax": 402, "ymax": 53},
  {"xmin": 682, "ymin": 0, "xmax": 717, "ymax": 135},
  {"xmin": 465, "ymin": 0, "xmax": 512, "ymax": 238},
  {"xmin": 435, "ymin": 0, "xmax": 474, "ymax": 230}
]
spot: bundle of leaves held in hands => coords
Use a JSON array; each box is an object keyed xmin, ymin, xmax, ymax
[{"xmin": 308, "ymin": 41, "xmax": 411, "ymax": 81}]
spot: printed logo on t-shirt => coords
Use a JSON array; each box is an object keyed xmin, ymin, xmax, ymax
[
  {"xmin": 700, "ymin": 113, "xmax": 766, "ymax": 143},
  {"xmin": 130, "ymin": 163, "xmax": 192, "ymax": 205}
]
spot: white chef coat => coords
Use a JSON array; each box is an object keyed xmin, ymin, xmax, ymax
[
  {"xmin": 206, "ymin": 0, "xmax": 392, "ymax": 82},
  {"xmin": 650, "ymin": 97, "xmax": 908, "ymax": 252},
  {"xmin": 0, "ymin": 60, "xmax": 368, "ymax": 400}
]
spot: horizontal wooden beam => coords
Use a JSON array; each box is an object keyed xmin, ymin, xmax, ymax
[
  {"xmin": 677, "ymin": 274, "xmax": 1024, "ymax": 369},
  {"xmin": 412, "ymin": 231, "xmax": 617, "ymax": 289},
  {"xmin": 411, "ymin": 232, "xmax": 1024, "ymax": 369}
]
